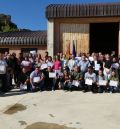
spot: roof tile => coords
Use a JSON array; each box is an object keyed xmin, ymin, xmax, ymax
[
  {"xmin": 0, "ymin": 31, "xmax": 47, "ymax": 45},
  {"xmin": 46, "ymin": 3, "xmax": 120, "ymax": 18}
]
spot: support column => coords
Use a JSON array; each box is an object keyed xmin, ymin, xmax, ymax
[{"xmin": 47, "ymin": 20, "xmax": 54, "ymax": 57}]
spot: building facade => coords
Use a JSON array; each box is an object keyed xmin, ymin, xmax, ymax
[
  {"xmin": 0, "ymin": 31, "xmax": 47, "ymax": 57},
  {"xmin": 46, "ymin": 3, "xmax": 120, "ymax": 57}
]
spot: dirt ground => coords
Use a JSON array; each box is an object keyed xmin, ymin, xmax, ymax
[{"xmin": 0, "ymin": 90, "xmax": 120, "ymax": 129}]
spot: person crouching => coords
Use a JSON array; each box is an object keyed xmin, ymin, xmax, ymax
[
  {"xmin": 68, "ymin": 65, "xmax": 83, "ymax": 91},
  {"xmin": 30, "ymin": 66, "xmax": 45, "ymax": 92}
]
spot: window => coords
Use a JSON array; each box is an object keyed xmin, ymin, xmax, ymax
[
  {"xmin": 21, "ymin": 48, "xmax": 37, "ymax": 57},
  {"xmin": 0, "ymin": 48, "xmax": 9, "ymax": 54}
]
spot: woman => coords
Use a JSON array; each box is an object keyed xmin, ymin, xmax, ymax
[
  {"xmin": 103, "ymin": 54, "xmax": 112, "ymax": 80},
  {"xmin": 21, "ymin": 56, "xmax": 32, "ymax": 75},
  {"xmin": 47, "ymin": 56, "xmax": 53, "ymax": 67},
  {"xmin": 108, "ymin": 70, "xmax": 119, "ymax": 93},
  {"xmin": 35, "ymin": 57, "xmax": 42, "ymax": 68},
  {"xmin": 52, "ymin": 55, "xmax": 62, "ymax": 73},
  {"xmin": 62, "ymin": 69, "xmax": 71, "ymax": 90},
  {"xmin": 97, "ymin": 69, "xmax": 108, "ymax": 93}
]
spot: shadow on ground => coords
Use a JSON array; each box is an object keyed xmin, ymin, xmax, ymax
[
  {"xmin": 25, "ymin": 122, "xmax": 76, "ymax": 129},
  {"xmin": 0, "ymin": 89, "xmax": 28, "ymax": 97}
]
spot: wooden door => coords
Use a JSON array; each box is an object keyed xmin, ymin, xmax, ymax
[{"xmin": 60, "ymin": 23, "xmax": 89, "ymax": 55}]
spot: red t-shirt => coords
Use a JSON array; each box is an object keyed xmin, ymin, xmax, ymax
[{"xmin": 52, "ymin": 61, "xmax": 62, "ymax": 70}]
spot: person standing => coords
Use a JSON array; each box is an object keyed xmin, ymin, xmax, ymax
[
  {"xmin": 78, "ymin": 55, "xmax": 90, "ymax": 74},
  {"xmin": 103, "ymin": 54, "xmax": 112, "ymax": 80},
  {"xmin": 68, "ymin": 54, "xmax": 76, "ymax": 72},
  {"xmin": 52, "ymin": 55, "xmax": 62, "ymax": 73},
  {"xmin": 0, "ymin": 53, "xmax": 8, "ymax": 91}
]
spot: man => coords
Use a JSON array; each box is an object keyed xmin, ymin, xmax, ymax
[
  {"xmin": 111, "ymin": 51, "xmax": 117, "ymax": 58},
  {"xmin": 68, "ymin": 54, "xmax": 77, "ymax": 72},
  {"xmin": 18, "ymin": 68, "xmax": 30, "ymax": 91},
  {"xmin": 45, "ymin": 66, "xmax": 56, "ymax": 91},
  {"xmin": 78, "ymin": 55, "xmax": 90, "ymax": 74},
  {"xmin": 4, "ymin": 51, "xmax": 9, "ymax": 60},
  {"xmin": 0, "ymin": 53, "xmax": 8, "ymax": 91},
  {"xmin": 90, "ymin": 55, "xmax": 103, "ymax": 74},
  {"xmin": 84, "ymin": 66, "xmax": 97, "ymax": 92},
  {"xmin": 45, "ymin": 51, "xmax": 49, "ymax": 62},
  {"xmin": 70, "ymin": 65, "xmax": 84, "ymax": 91},
  {"xmin": 30, "ymin": 66, "xmax": 45, "ymax": 91}
]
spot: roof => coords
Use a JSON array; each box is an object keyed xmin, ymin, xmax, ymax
[
  {"xmin": 46, "ymin": 3, "xmax": 120, "ymax": 19},
  {"xmin": 0, "ymin": 31, "xmax": 47, "ymax": 46}
]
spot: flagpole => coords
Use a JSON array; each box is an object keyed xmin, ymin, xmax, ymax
[{"xmin": 76, "ymin": 40, "xmax": 77, "ymax": 55}]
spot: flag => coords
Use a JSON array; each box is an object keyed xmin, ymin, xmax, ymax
[
  {"xmin": 72, "ymin": 40, "xmax": 76, "ymax": 57},
  {"xmin": 66, "ymin": 40, "xmax": 70, "ymax": 59}
]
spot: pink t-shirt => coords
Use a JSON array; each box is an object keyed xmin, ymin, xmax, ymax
[{"xmin": 52, "ymin": 61, "xmax": 62, "ymax": 70}]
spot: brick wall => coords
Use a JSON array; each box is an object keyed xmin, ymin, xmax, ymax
[{"xmin": 0, "ymin": 45, "xmax": 47, "ymax": 58}]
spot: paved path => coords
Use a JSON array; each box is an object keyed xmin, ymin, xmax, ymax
[{"xmin": 0, "ymin": 90, "xmax": 120, "ymax": 129}]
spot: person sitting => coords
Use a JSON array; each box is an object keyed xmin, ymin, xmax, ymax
[
  {"xmin": 18, "ymin": 68, "xmax": 30, "ymax": 91},
  {"xmin": 108, "ymin": 70, "xmax": 119, "ymax": 93},
  {"xmin": 30, "ymin": 66, "xmax": 45, "ymax": 92},
  {"xmin": 69, "ymin": 65, "xmax": 83, "ymax": 91},
  {"xmin": 59, "ymin": 69, "xmax": 70, "ymax": 90},
  {"xmin": 84, "ymin": 66, "xmax": 97, "ymax": 93},
  {"xmin": 97, "ymin": 69, "xmax": 108, "ymax": 93},
  {"xmin": 57, "ymin": 67, "xmax": 64, "ymax": 89},
  {"xmin": 62, "ymin": 69, "xmax": 71, "ymax": 91}
]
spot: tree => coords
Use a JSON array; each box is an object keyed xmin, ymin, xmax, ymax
[
  {"xmin": 0, "ymin": 14, "xmax": 18, "ymax": 32},
  {"xmin": 1, "ymin": 23, "xmax": 17, "ymax": 32}
]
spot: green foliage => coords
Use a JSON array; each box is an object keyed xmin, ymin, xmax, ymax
[
  {"xmin": 0, "ymin": 23, "xmax": 18, "ymax": 32},
  {"xmin": 0, "ymin": 14, "xmax": 18, "ymax": 32}
]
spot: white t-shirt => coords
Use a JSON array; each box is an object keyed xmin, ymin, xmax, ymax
[
  {"xmin": 0, "ymin": 59, "xmax": 7, "ymax": 74},
  {"xmin": 21, "ymin": 61, "xmax": 31, "ymax": 67}
]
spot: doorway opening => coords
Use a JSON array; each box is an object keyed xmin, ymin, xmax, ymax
[{"xmin": 90, "ymin": 23, "xmax": 119, "ymax": 55}]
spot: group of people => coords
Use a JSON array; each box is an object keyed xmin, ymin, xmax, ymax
[{"xmin": 0, "ymin": 51, "xmax": 120, "ymax": 93}]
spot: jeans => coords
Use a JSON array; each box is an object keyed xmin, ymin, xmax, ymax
[
  {"xmin": 0, "ymin": 74, "xmax": 8, "ymax": 92},
  {"xmin": 98, "ymin": 86, "xmax": 107, "ymax": 93},
  {"xmin": 109, "ymin": 86, "xmax": 118, "ymax": 93},
  {"xmin": 33, "ymin": 80, "xmax": 45, "ymax": 91},
  {"xmin": 64, "ymin": 82, "xmax": 78, "ymax": 91},
  {"xmin": 84, "ymin": 84, "xmax": 97, "ymax": 93}
]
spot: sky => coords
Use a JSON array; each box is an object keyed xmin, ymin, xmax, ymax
[{"xmin": 0, "ymin": 0, "xmax": 120, "ymax": 30}]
